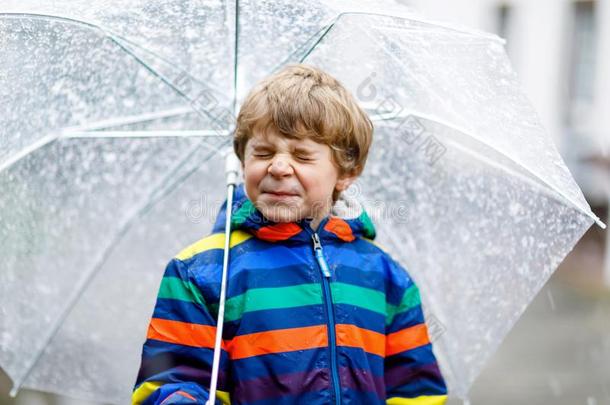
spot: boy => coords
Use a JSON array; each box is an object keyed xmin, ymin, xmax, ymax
[{"xmin": 132, "ymin": 64, "xmax": 448, "ymax": 404}]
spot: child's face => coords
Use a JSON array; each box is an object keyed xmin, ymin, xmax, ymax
[{"xmin": 242, "ymin": 128, "xmax": 355, "ymax": 229}]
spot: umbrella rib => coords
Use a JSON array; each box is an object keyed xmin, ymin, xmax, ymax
[
  {"xmin": 295, "ymin": 13, "xmax": 469, "ymax": 135},
  {"xmin": 357, "ymin": 24, "xmax": 470, "ymax": 133},
  {"xmin": 0, "ymin": 134, "xmax": 58, "ymax": 174},
  {"xmin": 1, "ymin": 13, "xmax": 218, "ymax": 92},
  {"xmin": 8, "ymin": 137, "xmax": 231, "ymax": 396},
  {"xmin": 3, "ymin": 108, "xmax": 223, "ymax": 171},
  {"xmin": 0, "ymin": 13, "xmax": 233, "ymax": 175},
  {"xmin": 232, "ymin": 0, "xmax": 240, "ymax": 116},
  {"xmin": 331, "ymin": 11, "xmax": 504, "ymax": 43},
  {"xmin": 354, "ymin": 20, "xmax": 603, "ymax": 228},
  {"xmin": 293, "ymin": 10, "xmax": 504, "ymax": 65},
  {"xmin": 0, "ymin": 13, "xmax": 178, "ymax": 89},
  {"xmin": 1, "ymin": 13, "xmax": 227, "ymax": 121},
  {"xmin": 61, "ymin": 107, "xmax": 195, "ymax": 132},
  {"xmin": 372, "ymin": 110, "xmax": 605, "ymax": 228},
  {"xmin": 0, "ymin": 129, "xmax": 229, "ymax": 174},
  {"xmin": 297, "ymin": 17, "xmax": 341, "ymax": 63},
  {"xmin": 62, "ymin": 130, "xmax": 231, "ymax": 139}
]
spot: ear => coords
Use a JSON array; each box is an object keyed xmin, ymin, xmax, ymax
[{"xmin": 335, "ymin": 173, "xmax": 358, "ymax": 192}]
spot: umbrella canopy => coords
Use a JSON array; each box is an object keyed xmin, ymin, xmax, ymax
[{"xmin": 0, "ymin": 1, "xmax": 605, "ymax": 404}]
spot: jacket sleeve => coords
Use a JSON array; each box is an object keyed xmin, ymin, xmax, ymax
[
  {"xmin": 132, "ymin": 256, "xmax": 231, "ymax": 405},
  {"xmin": 384, "ymin": 258, "xmax": 448, "ymax": 404}
]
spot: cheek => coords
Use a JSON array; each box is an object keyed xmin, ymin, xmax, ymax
[
  {"xmin": 301, "ymin": 166, "xmax": 337, "ymax": 192},
  {"xmin": 243, "ymin": 161, "xmax": 265, "ymax": 182}
]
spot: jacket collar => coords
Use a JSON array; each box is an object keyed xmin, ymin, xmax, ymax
[{"xmin": 212, "ymin": 183, "xmax": 376, "ymax": 244}]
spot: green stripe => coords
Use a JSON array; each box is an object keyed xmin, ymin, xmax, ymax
[
  {"xmin": 212, "ymin": 284, "xmax": 324, "ymax": 322},
  {"xmin": 231, "ymin": 199, "xmax": 257, "ymax": 228},
  {"xmin": 158, "ymin": 277, "xmax": 206, "ymax": 306},
  {"xmin": 331, "ymin": 282, "xmax": 386, "ymax": 315},
  {"xmin": 386, "ymin": 284, "xmax": 421, "ymax": 326},
  {"xmin": 358, "ymin": 211, "xmax": 376, "ymax": 239},
  {"xmin": 211, "ymin": 282, "xmax": 389, "ymax": 323}
]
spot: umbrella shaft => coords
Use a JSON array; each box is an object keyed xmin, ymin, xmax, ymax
[{"xmin": 208, "ymin": 183, "xmax": 235, "ymax": 404}]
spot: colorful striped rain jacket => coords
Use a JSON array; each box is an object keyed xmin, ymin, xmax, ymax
[{"xmin": 133, "ymin": 183, "xmax": 448, "ymax": 404}]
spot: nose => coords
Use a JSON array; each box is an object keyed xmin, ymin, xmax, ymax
[{"xmin": 268, "ymin": 154, "xmax": 294, "ymax": 177}]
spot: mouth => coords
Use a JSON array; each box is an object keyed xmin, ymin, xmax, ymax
[
  {"xmin": 265, "ymin": 192, "xmax": 299, "ymax": 198},
  {"xmin": 267, "ymin": 192, "xmax": 297, "ymax": 196},
  {"xmin": 262, "ymin": 188, "xmax": 300, "ymax": 196},
  {"xmin": 263, "ymin": 190, "xmax": 300, "ymax": 201}
]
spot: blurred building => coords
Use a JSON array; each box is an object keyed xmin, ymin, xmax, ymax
[
  {"xmin": 404, "ymin": 0, "xmax": 609, "ymax": 203},
  {"xmin": 402, "ymin": 0, "xmax": 610, "ymax": 284}
]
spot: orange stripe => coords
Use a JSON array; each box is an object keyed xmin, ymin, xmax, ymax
[
  {"xmin": 227, "ymin": 325, "xmax": 328, "ymax": 360},
  {"xmin": 175, "ymin": 391, "xmax": 196, "ymax": 401},
  {"xmin": 386, "ymin": 323, "xmax": 430, "ymax": 356},
  {"xmin": 255, "ymin": 222, "xmax": 302, "ymax": 242},
  {"xmin": 335, "ymin": 324, "xmax": 385, "ymax": 357},
  {"xmin": 160, "ymin": 390, "xmax": 197, "ymax": 404},
  {"xmin": 324, "ymin": 217, "xmax": 355, "ymax": 242},
  {"xmin": 147, "ymin": 318, "xmax": 223, "ymax": 349}
]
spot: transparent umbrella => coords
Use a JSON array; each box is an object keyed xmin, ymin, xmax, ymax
[{"xmin": 0, "ymin": 1, "xmax": 605, "ymax": 404}]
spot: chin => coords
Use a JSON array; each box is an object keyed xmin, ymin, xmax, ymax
[{"xmin": 260, "ymin": 206, "xmax": 304, "ymax": 223}]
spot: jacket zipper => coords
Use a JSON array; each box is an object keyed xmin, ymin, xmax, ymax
[{"xmin": 311, "ymin": 232, "xmax": 341, "ymax": 405}]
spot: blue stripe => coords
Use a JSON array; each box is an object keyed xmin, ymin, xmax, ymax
[
  {"xmin": 248, "ymin": 389, "xmax": 332, "ymax": 405},
  {"xmin": 224, "ymin": 305, "xmax": 325, "ymax": 336},
  {"xmin": 334, "ymin": 303, "xmax": 386, "ymax": 334},
  {"xmin": 385, "ymin": 343, "xmax": 440, "ymax": 370},
  {"xmin": 137, "ymin": 339, "xmax": 229, "ymax": 387},
  {"xmin": 226, "ymin": 262, "xmax": 317, "ymax": 298},
  {"xmin": 385, "ymin": 362, "xmax": 447, "ymax": 396},
  {"xmin": 333, "ymin": 264, "xmax": 387, "ymax": 293},
  {"xmin": 152, "ymin": 298, "xmax": 214, "ymax": 325},
  {"xmin": 341, "ymin": 387, "xmax": 384, "ymax": 405},
  {"xmin": 386, "ymin": 305, "xmax": 425, "ymax": 334},
  {"xmin": 337, "ymin": 346, "xmax": 384, "ymax": 377},
  {"xmin": 223, "ymin": 303, "xmax": 385, "ymax": 337},
  {"xmin": 141, "ymin": 339, "xmax": 230, "ymax": 366},
  {"xmin": 232, "ymin": 348, "xmax": 327, "ymax": 380},
  {"xmin": 323, "ymin": 237, "xmax": 384, "ymax": 256},
  {"xmin": 230, "ymin": 242, "xmax": 312, "ymax": 272},
  {"xmin": 161, "ymin": 259, "xmax": 185, "ymax": 278}
]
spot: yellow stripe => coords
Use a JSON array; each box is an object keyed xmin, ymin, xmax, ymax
[
  {"xmin": 387, "ymin": 395, "xmax": 448, "ymax": 405},
  {"xmin": 217, "ymin": 390, "xmax": 231, "ymax": 404},
  {"xmin": 132, "ymin": 382, "xmax": 231, "ymax": 405},
  {"xmin": 175, "ymin": 230, "xmax": 253, "ymax": 260},
  {"xmin": 132, "ymin": 381, "xmax": 162, "ymax": 404}
]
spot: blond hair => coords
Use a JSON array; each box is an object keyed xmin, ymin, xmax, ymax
[{"xmin": 233, "ymin": 64, "xmax": 373, "ymax": 202}]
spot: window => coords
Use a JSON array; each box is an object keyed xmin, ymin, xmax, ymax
[
  {"xmin": 568, "ymin": 1, "xmax": 597, "ymax": 108},
  {"xmin": 496, "ymin": 4, "xmax": 512, "ymax": 40},
  {"xmin": 495, "ymin": 4, "xmax": 513, "ymax": 55}
]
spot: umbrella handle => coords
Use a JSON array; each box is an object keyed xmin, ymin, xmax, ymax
[{"xmin": 207, "ymin": 150, "xmax": 240, "ymax": 405}]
